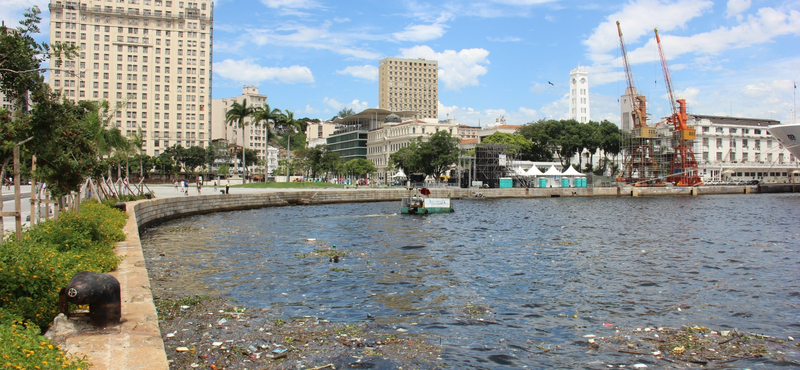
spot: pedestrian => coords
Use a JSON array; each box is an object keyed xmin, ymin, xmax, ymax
[
  {"xmin": 225, "ymin": 180, "xmax": 230, "ymax": 194},
  {"xmin": 213, "ymin": 181, "xmax": 218, "ymax": 193},
  {"xmin": 174, "ymin": 180, "xmax": 179, "ymax": 192},
  {"xmin": 183, "ymin": 180, "xmax": 189, "ymax": 195},
  {"xmin": 122, "ymin": 177, "xmax": 128, "ymax": 196},
  {"xmin": 197, "ymin": 179, "xmax": 201, "ymax": 195}
]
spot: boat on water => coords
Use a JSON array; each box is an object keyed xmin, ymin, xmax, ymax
[
  {"xmin": 769, "ymin": 123, "xmax": 800, "ymax": 159},
  {"xmin": 400, "ymin": 187, "xmax": 454, "ymax": 214}
]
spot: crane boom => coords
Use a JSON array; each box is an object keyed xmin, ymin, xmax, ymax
[
  {"xmin": 617, "ymin": 21, "xmax": 636, "ymax": 99},
  {"xmin": 616, "ymin": 21, "xmax": 647, "ymax": 129},
  {"xmin": 653, "ymin": 28, "xmax": 702, "ymax": 186},
  {"xmin": 654, "ymin": 28, "xmax": 677, "ymax": 116}
]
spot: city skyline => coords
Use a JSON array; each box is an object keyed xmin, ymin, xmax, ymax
[{"xmin": 3, "ymin": 0, "xmax": 800, "ymax": 127}]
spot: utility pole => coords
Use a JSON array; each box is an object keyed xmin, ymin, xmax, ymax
[{"xmin": 285, "ymin": 134, "xmax": 290, "ymax": 182}]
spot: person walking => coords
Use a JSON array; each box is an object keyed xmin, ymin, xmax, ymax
[
  {"xmin": 213, "ymin": 181, "xmax": 218, "ymax": 193},
  {"xmin": 183, "ymin": 180, "xmax": 189, "ymax": 195},
  {"xmin": 225, "ymin": 180, "xmax": 230, "ymax": 194},
  {"xmin": 174, "ymin": 180, "xmax": 179, "ymax": 192},
  {"xmin": 197, "ymin": 179, "xmax": 202, "ymax": 195}
]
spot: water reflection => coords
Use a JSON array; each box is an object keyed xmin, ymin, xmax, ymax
[{"xmin": 141, "ymin": 194, "xmax": 800, "ymax": 368}]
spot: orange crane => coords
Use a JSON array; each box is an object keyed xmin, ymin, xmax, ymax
[
  {"xmin": 617, "ymin": 21, "xmax": 659, "ymax": 185},
  {"xmin": 654, "ymin": 28, "xmax": 702, "ymax": 186}
]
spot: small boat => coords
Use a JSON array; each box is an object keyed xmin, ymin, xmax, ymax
[
  {"xmin": 460, "ymin": 191, "xmax": 487, "ymax": 200},
  {"xmin": 400, "ymin": 187, "xmax": 454, "ymax": 214}
]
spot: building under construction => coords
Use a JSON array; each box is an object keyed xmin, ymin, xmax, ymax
[{"xmin": 616, "ymin": 22, "xmax": 701, "ymax": 186}]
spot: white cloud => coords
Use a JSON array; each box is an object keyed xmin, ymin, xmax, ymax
[
  {"xmin": 438, "ymin": 103, "xmax": 539, "ymax": 126},
  {"xmin": 393, "ymin": 24, "xmax": 448, "ymax": 42},
  {"xmin": 323, "ymin": 98, "xmax": 368, "ymax": 112},
  {"xmin": 530, "ymin": 82, "xmax": 550, "ymax": 94},
  {"xmin": 323, "ymin": 97, "xmax": 343, "ymax": 110},
  {"xmin": 260, "ymin": 0, "xmax": 318, "ymax": 8},
  {"xmin": 303, "ymin": 104, "xmax": 319, "ymax": 114},
  {"xmin": 249, "ymin": 22, "xmax": 382, "ymax": 60},
  {"xmin": 398, "ymin": 45, "xmax": 490, "ymax": 91},
  {"xmin": 726, "ymin": 0, "xmax": 751, "ymax": 18},
  {"xmin": 487, "ymin": 36, "xmax": 522, "ymax": 42},
  {"xmin": 491, "ymin": 0, "xmax": 559, "ymax": 4},
  {"xmin": 584, "ymin": 0, "xmax": 713, "ymax": 62},
  {"xmin": 393, "ymin": 12, "xmax": 451, "ymax": 42},
  {"xmin": 336, "ymin": 65, "xmax": 378, "ymax": 81},
  {"xmin": 213, "ymin": 59, "xmax": 314, "ymax": 84},
  {"xmin": 0, "ymin": 0, "xmax": 42, "ymax": 31}
]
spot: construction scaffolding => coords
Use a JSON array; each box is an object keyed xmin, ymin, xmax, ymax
[{"xmin": 474, "ymin": 143, "xmax": 517, "ymax": 188}]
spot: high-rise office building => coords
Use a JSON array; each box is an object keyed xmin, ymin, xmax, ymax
[
  {"xmin": 47, "ymin": 0, "xmax": 214, "ymax": 156},
  {"xmin": 569, "ymin": 66, "xmax": 590, "ymax": 123},
  {"xmin": 378, "ymin": 57, "xmax": 438, "ymax": 120}
]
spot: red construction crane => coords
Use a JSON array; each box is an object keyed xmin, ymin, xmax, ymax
[
  {"xmin": 654, "ymin": 28, "xmax": 702, "ymax": 186},
  {"xmin": 617, "ymin": 21, "xmax": 659, "ymax": 185}
]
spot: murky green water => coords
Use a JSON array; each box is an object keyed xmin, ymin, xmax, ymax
[{"xmin": 141, "ymin": 194, "xmax": 800, "ymax": 369}]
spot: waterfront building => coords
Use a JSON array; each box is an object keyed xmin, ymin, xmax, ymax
[
  {"xmin": 305, "ymin": 120, "xmax": 336, "ymax": 148},
  {"xmin": 210, "ymin": 86, "xmax": 270, "ymax": 166},
  {"xmin": 47, "ymin": 0, "xmax": 214, "ymax": 156},
  {"xmin": 0, "ymin": 90, "xmax": 14, "ymax": 112},
  {"xmin": 366, "ymin": 113, "xmax": 459, "ymax": 182},
  {"xmin": 569, "ymin": 66, "xmax": 590, "ymax": 123},
  {"xmin": 655, "ymin": 114, "xmax": 799, "ymax": 182},
  {"xmin": 378, "ymin": 57, "xmax": 438, "ymax": 120}
]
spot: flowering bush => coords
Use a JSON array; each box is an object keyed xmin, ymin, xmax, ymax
[{"xmin": 0, "ymin": 199, "xmax": 127, "ymax": 368}]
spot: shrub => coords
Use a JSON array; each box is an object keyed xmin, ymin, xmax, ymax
[
  {"xmin": 0, "ymin": 319, "xmax": 89, "ymax": 370},
  {"xmin": 0, "ymin": 199, "xmax": 127, "ymax": 328}
]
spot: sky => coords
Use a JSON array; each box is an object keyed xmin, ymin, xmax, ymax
[{"xmin": 3, "ymin": 0, "xmax": 800, "ymax": 127}]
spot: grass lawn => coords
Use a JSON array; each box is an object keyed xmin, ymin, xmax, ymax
[{"xmin": 230, "ymin": 181, "xmax": 345, "ymax": 189}]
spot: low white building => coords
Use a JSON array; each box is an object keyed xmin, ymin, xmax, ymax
[
  {"xmin": 655, "ymin": 114, "xmax": 799, "ymax": 182},
  {"xmin": 366, "ymin": 113, "xmax": 459, "ymax": 182}
]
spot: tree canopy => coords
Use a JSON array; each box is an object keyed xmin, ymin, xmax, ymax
[{"xmin": 388, "ymin": 130, "xmax": 460, "ymax": 181}]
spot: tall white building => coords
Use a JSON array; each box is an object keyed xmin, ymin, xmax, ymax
[
  {"xmin": 569, "ymin": 67, "xmax": 589, "ymax": 123},
  {"xmin": 210, "ymin": 86, "xmax": 274, "ymax": 174},
  {"xmin": 47, "ymin": 0, "xmax": 214, "ymax": 156},
  {"xmin": 378, "ymin": 57, "xmax": 438, "ymax": 120}
]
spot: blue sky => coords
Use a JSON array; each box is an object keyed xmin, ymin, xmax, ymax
[{"xmin": 3, "ymin": 0, "xmax": 800, "ymax": 127}]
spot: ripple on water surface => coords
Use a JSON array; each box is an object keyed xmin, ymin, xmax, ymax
[{"xmin": 141, "ymin": 194, "xmax": 800, "ymax": 369}]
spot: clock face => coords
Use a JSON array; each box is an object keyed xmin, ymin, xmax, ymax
[{"xmin": 580, "ymin": 77, "xmax": 586, "ymax": 84}]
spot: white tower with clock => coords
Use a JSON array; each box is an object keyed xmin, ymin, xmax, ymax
[{"xmin": 569, "ymin": 67, "xmax": 590, "ymax": 123}]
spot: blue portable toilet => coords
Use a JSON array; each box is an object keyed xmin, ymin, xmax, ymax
[
  {"xmin": 561, "ymin": 178, "xmax": 570, "ymax": 187},
  {"xmin": 539, "ymin": 178, "xmax": 547, "ymax": 188}
]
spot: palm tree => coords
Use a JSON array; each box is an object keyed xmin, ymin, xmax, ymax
[
  {"xmin": 130, "ymin": 128, "xmax": 145, "ymax": 178},
  {"xmin": 225, "ymin": 99, "xmax": 256, "ymax": 178},
  {"xmin": 253, "ymin": 103, "xmax": 282, "ymax": 144},
  {"xmin": 280, "ymin": 110, "xmax": 299, "ymax": 134}
]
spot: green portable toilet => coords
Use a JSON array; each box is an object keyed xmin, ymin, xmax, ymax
[
  {"xmin": 580, "ymin": 178, "xmax": 587, "ymax": 187},
  {"xmin": 561, "ymin": 178, "xmax": 569, "ymax": 187},
  {"xmin": 499, "ymin": 177, "xmax": 513, "ymax": 188},
  {"xmin": 539, "ymin": 178, "xmax": 547, "ymax": 188}
]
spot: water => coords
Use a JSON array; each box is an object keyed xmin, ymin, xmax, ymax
[{"xmin": 141, "ymin": 194, "xmax": 800, "ymax": 368}]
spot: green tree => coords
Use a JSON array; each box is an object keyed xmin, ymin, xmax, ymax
[
  {"xmin": 338, "ymin": 107, "xmax": 355, "ymax": 118},
  {"xmin": 388, "ymin": 142, "xmax": 420, "ymax": 176},
  {"xmin": 417, "ymin": 130, "xmax": 460, "ymax": 181},
  {"xmin": 183, "ymin": 146, "xmax": 207, "ymax": 176},
  {"xmin": 344, "ymin": 158, "xmax": 377, "ymax": 180},
  {"xmin": 482, "ymin": 132, "xmax": 532, "ymax": 154},
  {"xmin": 225, "ymin": 99, "xmax": 256, "ymax": 176}
]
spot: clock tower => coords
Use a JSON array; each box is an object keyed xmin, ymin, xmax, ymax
[{"xmin": 569, "ymin": 67, "xmax": 590, "ymax": 123}]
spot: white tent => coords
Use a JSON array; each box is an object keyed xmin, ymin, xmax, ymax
[
  {"xmin": 526, "ymin": 165, "xmax": 544, "ymax": 176},
  {"xmin": 392, "ymin": 170, "xmax": 407, "ymax": 178},
  {"xmin": 561, "ymin": 166, "xmax": 583, "ymax": 176},
  {"xmin": 543, "ymin": 165, "xmax": 562, "ymax": 176},
  {"xmin": 514, "ymin": 166, "xmax": 527, "ymax": 176}
]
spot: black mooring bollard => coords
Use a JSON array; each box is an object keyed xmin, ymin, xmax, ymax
[{"xmin": 62, "ymin": 271, "xmax": 121, "ymax": 327}]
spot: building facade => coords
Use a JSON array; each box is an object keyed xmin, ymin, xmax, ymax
[
  {"xmin": 569, "ymin": 67, "xmax": 590, "ymax": 123},
  {"xmin": 48, "ymin": 0, "xmax": 214, "ymax": 156},
  {"xmin": 366, "ymin": 114, "xmax": 459, "ymax": 182},
  {"xmin": 688, "ymin": 115, "xmax": 798, "ymax": 182},
  {"xmin": 378, "ymin": 57, "xmax": 438, "ymax": 120},
  {"xmin": 210, "ymin": 86, "xmax": 273, "ymax": 175},
  {"xmin": 305, "ymin": 120, "xmax": 337, "ymax": 148}
]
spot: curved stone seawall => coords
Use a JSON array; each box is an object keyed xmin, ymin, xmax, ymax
[{"xmin": 76, "ymin": 184, "xmax": 794, "ymax": 369}]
